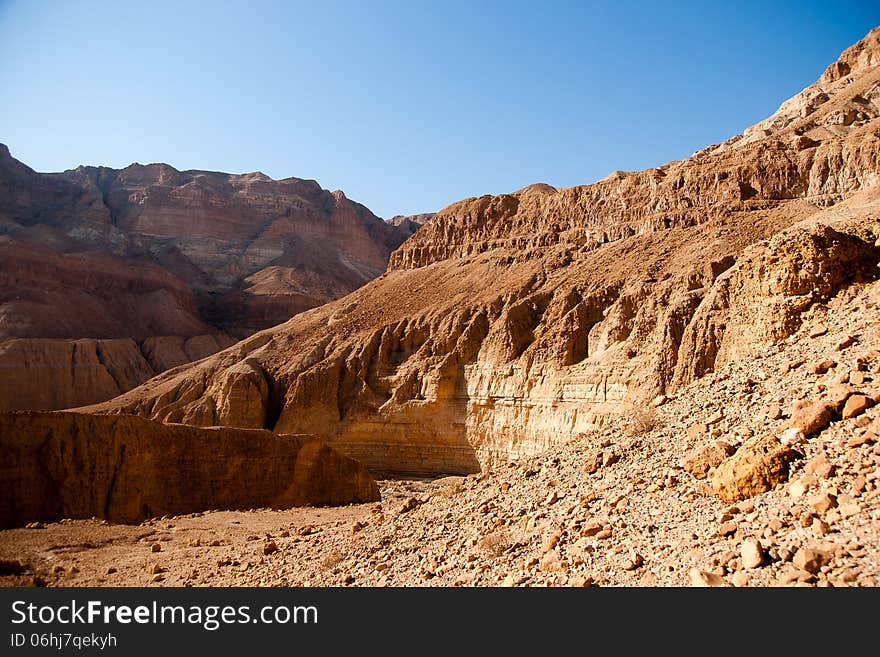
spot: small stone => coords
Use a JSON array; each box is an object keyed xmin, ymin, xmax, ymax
[
  {"xmin": 106, "ymin": 567, "xmax": 117, "ymax": 575},
  {"xmin": 602, "ymin": 451, "xmax": 620, "ymax": 467},
  {"xmin": 689, "ymin": 568, "xmax": 725, "ymax": 587},
  {"xmin": 835, "ymin": 335, "xmax": 856, "ymax": 350},
  {"xmin": 622, "ymin": 552, "xmax": 644, "ymax": 571},
  {"xmin": 351, "ymin": 521, "xmax": 366, "ymax": 535},
  {"xmin": 717, "ymin": 522, "xmax": 737, "ymax": 537},
  {"xmin": 652, "ymin": 395, "xmax": 668, "ymax": 407},
  {"xmin": 151, "ymin": 574, "xmax": 164, "ymax": 583},
  {"xmin": 580, "ymin": 521, "xmax": 603, "ymax": 537},
  {"xmin": 148, "ymin": 563, "xmax": 163, "ymax": 575},
  {"xmin": 151, "ymin": 543, "xmax": 162, "ymax": 553},
  {"xmin": 582, "ymin": 451, "xmax": 602, "ymax": 474},
  {"xmin": 25, "ymin": 522, "xmax": 45, "ymax": 529},
  {"xmin": 792, "ymin": 547, "xmax": 829, "ymax": 574},
  {"xmin": 731, "ymin": 571, "xmax": 750, "ymax": 587},
  {"xmin": 779, "ymin": 428, "xmax": 805, "ymax": 446},
  {"xmin": 807, "ymin": 492, "xmax": 837, "ymax": 513},
  {"xmin": 847, "ymin": 434, "xmax": 876, "ymax": 448},
  {"xmin": 849, "ymin": 371, "xmax": 866, "ymax": 385},
  {"xmin": 740, "ymin": 538, "xmax": 764, "ymax": 569},
  {"xmin": 805, "ymin": 453, "xmax": 835, "ymax": 478},
  {"xmin": 842, "ymin": 394, "xmax": 873, "ymax": 419},
  {"xmin": 809, "ymin": 326, "xmax": 828, "ymax": 339},
  {"xmin": 811, "ymin": 359, "xmax": 836, "ymax": 375},
  {"xmin": 687, "ymin": 423, "xmax": 709, "ymax": 440},
  {"xmin": 595, "ymin": 528, "xmax": 613, "ymax": 540},
  {"xmin": 262, "ymin": 540, "xmax": 279, "ymax": 555},
  {"xmin": 545, "ymin": 490, "xmax": 559, "ymax": 505},
  {"xmin": 788, "ymin": 478, "xmax": 810, "ymax": 498},
  {"xmin": 811, "ymin": 518, "xmax": 830, "ymax": 536},
  {"xmin": 790, "ymin": 401, "xmax": 835, "ymax": 437},
  {"xmin": 767, "ymin": 404, "xmax": 783, "ymax": 420},
  {"xmin": 542, "ymin": 528, "xmax": 563, "ymax": 553},
  {"xmin": 540, "ymin": 549, "xmax": 565, "ymax": 572}
]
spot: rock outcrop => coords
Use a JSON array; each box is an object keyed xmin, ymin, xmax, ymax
[
  {"xmin": 0, "ymin": 411, "xmax": 379, "ymax": 528},
  {"xmin": 385, "ymin": 213, "xmax": 434, "ymax": 239},
  {"xmin": 0, "ymin": 148, "xmax": 411, "ymax": 410},
  {"xmin": 92, "ymin": 28, "xmax": 880, "ymax": 476}
]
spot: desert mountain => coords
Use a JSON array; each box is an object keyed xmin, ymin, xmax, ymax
[
  {"xmin": 92, "ymin": 27, "xmax": 880, "ymax": 478},
  {"xmin": 3, "ymin": 27, "xmax": 880, "ymax": 590},
  {"xmin": 385, "ymin": 212, "xmax": 434, "ymax": 239},
  {"xmin": 0, "ymin": 149, "xmax": 409, "ymax": 411}
]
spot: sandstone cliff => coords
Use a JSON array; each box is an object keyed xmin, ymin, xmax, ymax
[
  {"xmin": 92, "ymin": 28, "xmax": 880, "ymax": 476},
  {"xmin": 0, "ymin": 147, "xmax": 411, "ymax": 410},
  {"xmin": 0, "ymin": 411, "xmax": 379, "ymax": 528}
]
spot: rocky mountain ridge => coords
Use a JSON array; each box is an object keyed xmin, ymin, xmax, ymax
[{"xmin": 0, "ymin": 147, "xmax": 410, "ymax": 410}]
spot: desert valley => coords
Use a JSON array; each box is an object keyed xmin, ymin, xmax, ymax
[{"xmin": 1, "ymin": 26, "xmax": 880, "ymax": 588}]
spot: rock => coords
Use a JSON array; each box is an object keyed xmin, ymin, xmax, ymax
[
  {"xmin": 151, "ymin": 543, "xmax": 162, "ymax": 553},
  {"xmin": 790, "ymin": 401, "xmax": 835, "ymax": 437},
  {"xmin": 25, "ymin": 522, "xmax": 45, "ymax": 529},
  {"xmin": 731, "ymin": 571, "xmax": 750, "ymax": 587},
  {"xmin": 622, "ymin": 552, "xmax": 644, "ymax": 571},
  {"xmin": 0, "ymin": 412, "xmax": 380, "ymax": 529},
  {"xmin": 148, "ymin": 564, "xmax": 163, "ymax": 575},
  {"xmin": 580, "ymin": 521, "xmax": 604, "ymax": 537},
  {"xmin": 542, "ymin": 528, "xmax": 563, "ymax": 553},
  {"xmin": 788, "ymin": 478, "xmax": 810, "ymax": 498},
  {"xmin": 827, "ymin": 384, "xmax": 855, "ymax": 408},
  {"xmin": 683, "ymin": 441, "xmax": 736, "ymax": 479},
  {"xmin": 779, "ymin": 428, "xmax": 805, "ymax": 446},
  {"xmin": 689, "ymin": 568, "xmax": 725, "ymax": 587},
  {"xmin": 792, "ymin": 547, "xmax": 830, "ymax": 574},
  {"xmin": 711, "ymin": 435, "xmax": 799, "ymax": 503},
  {"xmin": 842, "ymin": 394, "xmax": 873, "ymax": 419},
  {"xmin": 687, "ymin": 424, "xmax": 709, "ymax": 441},
  {"xmin": 717, "ymin": 522, "xmax": 738, "ymax": 537},
  {"xmin": 262, "ymin": 541, "xmax": 279, "ymax": 556},
  {"xmin": 805, "ymin": 453, "xmax": 835, "ymax": 478},
  {"xmin": 811, "ymin": 359, "xmax": 836, "ymax": 375},
  {"xmin": 581, "ymin": 451, "xmax": 603, "ymax": 475},
  {"xmin": 812, "ymin": 518, "xmax": 830, "ymax": 536},
  {"xmin": 807, "ymin": 492, "xmax": 837, "ymax": 513},
  {"xmin": 740, "ymin": 538, "xmax": 764, "ymax": 569},
  {"xmin": 809, "ymin": 326, "xmax": 829, "ymax": 339},
  {"xmin": 540, "ymin": 549, "xmax": 565, "ymax": 572},
  {"xmin": 767, "ymin": 404, "xmax": 783, "ymax": 420}
]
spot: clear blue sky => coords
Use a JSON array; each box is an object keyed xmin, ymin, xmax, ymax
[{"xmin": 1, "ymin": 1, "xmax": 877, "ymax": 218}]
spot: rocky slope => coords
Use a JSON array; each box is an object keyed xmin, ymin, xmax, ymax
[
  {"xmin": 92, "ymin": 27, "xmax": 880, "ymax": 478},
  {"xmin": 0, "ymin": 148, "xmax": 409, "ymax": 410},
  {"xmin": 0, "ymin": 411, "xmax": 379, "ymax": 528},
  {"xmin": 0, "ymin": 275, "xmax": 876, "ymax": 586}
]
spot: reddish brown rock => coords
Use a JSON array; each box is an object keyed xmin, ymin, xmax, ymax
[{"xmin": 711, "ymin": 435, "xmax": 800, "ymax": 503}]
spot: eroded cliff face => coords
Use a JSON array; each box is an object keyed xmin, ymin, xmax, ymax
[
  {"xmin": 93, "ymin": 28, "xmax": 880, "ymax": 475},
  {"xmin": 0, "ymin": 411, "xmax": 379, "ymax": 528},
  {"xmin": 0, "ymin": 146, "xmax": 410, "ymax": 410}
]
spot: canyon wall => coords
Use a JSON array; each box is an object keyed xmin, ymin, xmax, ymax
[{"xmin": 0, "ymin": 411, "xmax": 379, "ymax": 528}]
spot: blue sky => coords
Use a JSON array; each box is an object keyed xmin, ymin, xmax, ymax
[{"xmin": 1, "ymin": 1, "xmax": 877, "ymax": 218}]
